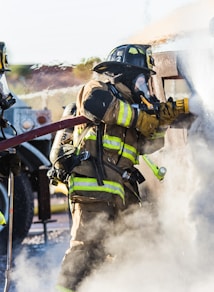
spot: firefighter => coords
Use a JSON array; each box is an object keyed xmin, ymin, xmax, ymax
[
  {"xmin": 0, "ymin": 42, "xmax": 20, "ymax": 177},
  {"xmin": 50, "ymin": 44, "xmax": 189, "ymax": 292}
]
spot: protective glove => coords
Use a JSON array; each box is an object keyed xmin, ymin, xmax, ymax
[
  {"xmin": 0, "ymin": 153, "xmax": 21, "ymax": 176},
  {"xmin": 136, "ymin": 110, "xmax": 159, "ymax": 137},
  {"xmin": 159, "ymin": 101, "xmax": 179, "ymax": 125}
]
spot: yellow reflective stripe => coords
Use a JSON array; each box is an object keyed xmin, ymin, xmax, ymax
[
  {"xmin": 150, "ymin": 131, "xmax": 165, "ymax": 139},
  {"xmin": 84, "ymin": 133, "xmax": 138, "ymax": 163},
  {"xmin": 119, "ymin": 143, "xmax": 139, "ymax": 164},
  {"xmin": 55, "ymin": 284, "xmax": 74, "ymax": 292},
  {"xmin": 69, "ymin": 177, "xmax": 125, "ymax": 203},
  {"xmin": 103, "ymin": 135, "xmax": 121, "ymax": 150},
  {"xmin": 117, "ymin": 101, "xmax": 132, "ymax": 127},
  {"xmin": 84, "ymin": 133, "xmax": 96, "ymax": 141},
  {"xmin": 84, "ymin": 133, "xmax": 123, "ymax": 151}
]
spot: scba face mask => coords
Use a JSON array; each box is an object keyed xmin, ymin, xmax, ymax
[{"xmin": 133, "ymin": 73, "xmax": 151, "ymax": 101}]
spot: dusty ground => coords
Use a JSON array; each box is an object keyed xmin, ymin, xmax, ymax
[{"xmin": 0, "ymin": 213, "xmax": 71, "ymax": 292}]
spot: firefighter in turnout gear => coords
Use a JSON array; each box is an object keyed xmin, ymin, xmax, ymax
[
  {"xmin": 0, "ymin": 42, "xmax": 21, "ymax": 177},
  {"xmin": 49, "ymin": 44, "xmax": 189, "ymax": 292}
]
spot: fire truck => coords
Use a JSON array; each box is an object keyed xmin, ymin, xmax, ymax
[
  {"xmin": 0, "ymin": 99, "xmax": 52, "ymax": 254},
  {"xmin": 0, "ymin": 42, "xmax": 52, "ymax": 253}
]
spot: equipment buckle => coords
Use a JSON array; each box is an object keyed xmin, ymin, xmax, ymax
[{"xmin": 79, "ymin": 151, "xmax": 90, "ymax": 161}]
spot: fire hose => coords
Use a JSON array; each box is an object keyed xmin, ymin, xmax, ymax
[{"xmin": 0, "ymin": 115, "xmax": 89, "ymax": 152}]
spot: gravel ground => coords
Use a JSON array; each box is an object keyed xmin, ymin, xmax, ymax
[{"xmin": 0, "ymin": 214, "xmax": 71, "ymax": 292}]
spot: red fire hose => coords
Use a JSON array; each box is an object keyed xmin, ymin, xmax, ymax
[{"xmin": 0, "ymin": 115, "xmax": 89, "ymax": 152}]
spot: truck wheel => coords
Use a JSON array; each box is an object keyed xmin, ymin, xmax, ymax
[{"xmin": 0, "ymin": 173, "xmax": 34, "ymax": 254}]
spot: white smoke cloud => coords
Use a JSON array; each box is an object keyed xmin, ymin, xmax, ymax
[
  {"xmin": 77, "ymin": 140, "xmax": 214, "ymax": 292},
  {"xmin": 78, "ymin": 20, "xmax": 214, "ymax": 292},
  {"xmin": 77, "ymin": 144, "xmax": 206, "ymax": 292},
  {"xmin": 11, "ymin": 237, "xmax": 68, "ymax": 292}
]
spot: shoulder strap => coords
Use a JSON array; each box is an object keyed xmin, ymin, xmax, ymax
[
  {"xmin": 107, "ymin": 82, "xmax": 126, "ymax": 102},
  {"xmin": 74, "ymin": 122, "xmax": 93, "ymax": 148},
  {"xmin": 95, "ymin": 122, "xmax": 106, "ymax": 185}
]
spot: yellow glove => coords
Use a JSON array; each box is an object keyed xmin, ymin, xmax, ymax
[
  {"xmin": 159, "ymin": 98, "xmax": 189, "ymax": 125},
  {"xmin": 136, "ymin": 111, "xmax": 159, "ymax": 137},
  {"xmin": 159, "ymin": 101, "xmax": 179, "ymax": 125}
]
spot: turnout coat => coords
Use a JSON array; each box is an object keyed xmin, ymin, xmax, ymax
[{"xmin": 66, "ymin": 79, "xmax": 164, "ymax": 208}]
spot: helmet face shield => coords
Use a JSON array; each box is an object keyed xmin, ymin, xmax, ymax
[{"xmin": 133, "ymin": 73, "xmax": 151, "ymax": 100}]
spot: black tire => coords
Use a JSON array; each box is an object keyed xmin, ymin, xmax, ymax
[{"xmin": 0, "ymin": 173, "xmax": 34, "ymax": 254}]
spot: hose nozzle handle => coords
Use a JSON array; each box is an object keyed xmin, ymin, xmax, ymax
[{"xmin": 175, "ymin": 98, "xmax": 189, "ymax": 114}]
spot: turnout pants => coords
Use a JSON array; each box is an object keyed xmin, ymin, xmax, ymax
[
  {"xmin": 57, "ymin": 201, "xmax": 116, "ymax": 291},
  {"xmin": 57, "ymin": 188, "xmax": 140, "ymax": 291}
]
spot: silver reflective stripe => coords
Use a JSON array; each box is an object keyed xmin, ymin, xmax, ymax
[
  {"xmin": 103, "ymin": 135, "xmax": 121, "ymax": 150},
  {"xmin": 69, "ymin": 176, "xmax": 125, "ymax": 203},
  {"xmin": 85, "ymin": 133, "xmax": 138, "ymax": 163},
  {"xmin": 120, "ymin": 145, "xmax": 139, "ymax": 164}
]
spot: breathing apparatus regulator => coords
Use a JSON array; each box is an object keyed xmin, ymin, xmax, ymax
[{"xmin": 131, "ymin": 69, "xmax": 189, "ymax": 116}]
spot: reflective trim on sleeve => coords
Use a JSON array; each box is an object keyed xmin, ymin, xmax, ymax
[
  {"xmin": 69, "ymin": 176, "xmax": 125, "ymax": 203},
  {"xmin": 117, "ymin": 101, "xmax": 133, "ymax": 127}
]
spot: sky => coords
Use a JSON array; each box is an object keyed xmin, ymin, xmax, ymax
[{"xmin": 1, "ymin": 0, "xmax": 196, "ymax": 65}]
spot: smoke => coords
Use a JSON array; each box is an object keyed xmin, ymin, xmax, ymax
[
  {"xmin": 11, "ymin": 236, "xmax": 68, "ymax": 292},
  {"xmin": 185, "ymin": 27, "xmax": 214, "ymax": 269},
  {"xmin": 77, "ymin": 26, "xmax": 214, "ymax": 292},
  {"xmin": 77, "ymin": 145, "xmax": 209, "ymax": 292},
  {"xmin": 75, "ymin": 167, "xmax": 214, "ymax": 291}
]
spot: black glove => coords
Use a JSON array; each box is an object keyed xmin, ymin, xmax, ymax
[{"xmin": 0, "ymin": 153, "xmax": 21, "ymax": 176}]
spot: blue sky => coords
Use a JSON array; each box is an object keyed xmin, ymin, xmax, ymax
[{"xmin": 2, "ymin": 0, "xmax": 196, "ymax": 64}]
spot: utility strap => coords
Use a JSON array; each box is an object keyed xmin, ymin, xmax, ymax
[{"xmin": 95, "ymin": 123, "xmax": 106, "ymax": 185}]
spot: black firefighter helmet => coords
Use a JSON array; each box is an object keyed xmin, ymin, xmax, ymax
[
  {"xmin": 93, "ymin": 44, "xmax": 156, "ymax": 103},
  {"xmin": 93, "ymin": 44, "xmax": 156, "ymax": 76}
]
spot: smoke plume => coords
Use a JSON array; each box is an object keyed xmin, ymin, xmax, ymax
[{"xmin": 77, "ymin": 25, "xmax": 214, "ymax": 292}]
